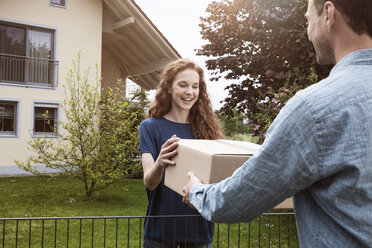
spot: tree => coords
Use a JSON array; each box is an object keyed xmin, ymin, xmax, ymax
[
  {"xmin": 99, "ymin": 86, "xmax": 148, "ymax": 180},
  {"xmin": 15, "ymin": 54, "xmax": 148, "ymax": 198},
  {"xmin": 250, "ymin": 68, "xmax": 318, "ymax": 143},
  {"xmin": 198, "ymin": 0, "xmax": 331, "ymax": 118},
  {"xmin": 219, "ymin": 108, "xmax": 249, "ymax": 137}
]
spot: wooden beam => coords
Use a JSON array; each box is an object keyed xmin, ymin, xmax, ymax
[
  {"xmin": 127, "ymin": 59, "xmax": 170, "ymax": 76},
  {"xmin": 113, "ymin": 0, "xmax": 174, "ymax": 60},
  {"xmin": 142, "ymin": 73, "xmax": 159, "ymax": 89},
  {"xmin": 112, "ymin": 17, "xmax": 135, "ymax": 32},
  {"xmin": 131, "ymin": 75, "xmax": 153, "ymax": 90}
]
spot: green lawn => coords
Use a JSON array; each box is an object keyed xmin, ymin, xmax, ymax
[
  {"xmin": 0, "ymin": 176, "xmax": 148, "ymax": 247},
  {"xmin": 0, "ymin": 176, "xmax": 147, "ymax": 218},
  {"xmin": 0, "ymin": 176, "xmax": 298, "ymax": 247}
]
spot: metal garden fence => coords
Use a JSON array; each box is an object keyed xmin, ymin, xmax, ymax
[{"xmin": 0, "ymin": 212, "xmax": 298, "ymax": 248}]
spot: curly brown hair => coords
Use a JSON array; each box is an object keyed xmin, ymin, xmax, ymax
[{"xmin": 148, "ymin": 59, "xmax": 224, "ymax": 140}]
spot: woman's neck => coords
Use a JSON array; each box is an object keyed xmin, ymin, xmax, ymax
[{"xmin": 163, "ymin": 109, "xmax": 190, "ymax": 124}]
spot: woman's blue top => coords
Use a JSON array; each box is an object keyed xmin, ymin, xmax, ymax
[{"xmin": 139, "ymin": 117, "xmax": 213, "ymax": 243}]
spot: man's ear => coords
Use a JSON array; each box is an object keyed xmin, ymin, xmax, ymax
[{"xmin": 324, "ymin": 1, "xmax": 336, "ymax": 28}]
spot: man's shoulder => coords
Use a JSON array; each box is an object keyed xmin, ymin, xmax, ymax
[
  {"xmin": 295, "ymin": 78, "xmax": 329, "ymax": 102},
  {"xmin": 297, "ymin": 50, "xmax": 372, "ymax": 105},
  {"xmin": 295, "ymin": 66, "xmax": 372, "ymax": 120}
]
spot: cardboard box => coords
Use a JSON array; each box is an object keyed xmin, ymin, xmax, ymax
[
  {"xmin": 164, "ymin": 139, "xmax": 293, "ymax": 209},
  {"xmin": 273, "ymin": 197, "xmax": 293, "ymax": 209}
]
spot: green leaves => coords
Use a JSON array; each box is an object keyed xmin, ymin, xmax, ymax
[
  {"xmin": 248, "ymin": 68, "xmax": 318, "ymax": 143},
  {"xmin": 219, "ymin": 108, "xmax": 249, "ymax": 137},
  {"xmin": 198, "ymin": 0, "xmax": 330, "ymax": 121},
  {"xmin": 15, "ymin": 54, "xmax": 148, "ymax": 199}
]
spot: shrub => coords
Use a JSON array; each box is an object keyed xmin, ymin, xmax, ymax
[{"xmin": 15, "ymin": 54, "xmax": 148, "ymax": 198}]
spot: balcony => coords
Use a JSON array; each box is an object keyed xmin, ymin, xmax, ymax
[{"xmin": 0, "ymin": 53, "xmax": 58, "ymax": 89}]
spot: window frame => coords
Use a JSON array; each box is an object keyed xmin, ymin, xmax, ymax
[
  {"xmin": 0, "ymin": 98, "xmax": 21, "ymax": 138},
  {"xmin": 49, "ymin": 0, "xmax": 67, "ymax": 9},
  {"xmin": 0, "ymin": 18, "xmax": 58, "ymax": 89},
  {"xmin": 32, "ymin": 101, "xmax": 61, "ymax": 138}
]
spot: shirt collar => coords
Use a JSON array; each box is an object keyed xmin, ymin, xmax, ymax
[{"xmin": 330, "ymin": 49, "xmax": 372, "ymax": 76}]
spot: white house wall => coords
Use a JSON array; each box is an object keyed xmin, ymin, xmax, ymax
[
  {"xmin": 101, "ymin": 46, "xmax": 128, "ymax": 94},
  {"xmin": 0, "ymin": 0, "xmax": 103, "ymax": 167}
]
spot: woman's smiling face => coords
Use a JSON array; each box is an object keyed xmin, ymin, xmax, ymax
[{"xmin": 168, "ymin": 69, "xmax": 200, "ymax": 113}]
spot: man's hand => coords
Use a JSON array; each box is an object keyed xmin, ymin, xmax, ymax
[{"xmin": 182, "ymin": 171, "xmax": 202, "ymax": 209}]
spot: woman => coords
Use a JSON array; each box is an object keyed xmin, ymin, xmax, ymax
[{"xmin": 139, "ymin": 59, "xmax": 223, "ymax": 247}]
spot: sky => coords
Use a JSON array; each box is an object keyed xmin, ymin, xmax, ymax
[{"xmin": 132, "ymin": 0, "xmax": 232, "ymax": 110}]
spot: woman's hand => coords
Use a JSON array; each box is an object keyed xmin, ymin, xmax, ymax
[
  {"xmin": 142, "ymin": 135, "xmax": 180, "ymax": 190},
  {"xmin": 155, "ymin": 135, "xmax": 180, "ymax": 168}
]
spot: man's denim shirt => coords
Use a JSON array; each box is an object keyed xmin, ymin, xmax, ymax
[{"xmin": 190, "ymin": 49, "xmax": 372, "ymax": 247}]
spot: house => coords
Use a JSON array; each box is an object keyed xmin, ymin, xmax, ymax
[{"xmin": 0, "ymin": 0, "xmax": 180, "ymax": 174}]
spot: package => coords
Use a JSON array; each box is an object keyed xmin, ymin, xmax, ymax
[{"xmin": 164, "ymin": 139, "xmax": 293, "ymax": 209}]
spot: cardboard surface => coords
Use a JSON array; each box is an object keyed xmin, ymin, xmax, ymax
[
  {"xmin": 273, "ymin": 197, "xmax": 293, "ymax": 209},
  {"xmin": 164, "ymin": 139, "xmax": 293, "ymax": 209}
]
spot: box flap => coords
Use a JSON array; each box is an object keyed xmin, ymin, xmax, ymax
[
  {"xmin": 218, "ymin": 139, "xmax": 261, "ymax": 151},
  {"xmin": 178, "ymin": 139, "xmax": 259, "ymax": 156}
]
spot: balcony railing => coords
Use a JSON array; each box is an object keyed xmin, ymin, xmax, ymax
[
  {"xmin": 0, "ymin": 53, "xmax": 58, "ymax": 88},
  {"xmin": 0, "ymin": 213, "xmax": 298, "ymax": 248}
]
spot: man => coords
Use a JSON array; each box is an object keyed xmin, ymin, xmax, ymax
[{"xmin": 182, "ymin": 0, "xmax": 372, "ymax": 246}]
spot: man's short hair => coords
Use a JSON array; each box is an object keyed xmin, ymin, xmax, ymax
[{"xmin": 313, "ymin": 0, "xmax": 372, "ymax": 37}]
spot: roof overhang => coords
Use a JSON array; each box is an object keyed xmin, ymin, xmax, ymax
[{"xmin": 102, "ymin": 0, "xmax": 181, "ymax": 90}]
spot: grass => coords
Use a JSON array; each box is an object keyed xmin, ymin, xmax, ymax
[
  {"xmin": 0, "ymin": 176, "xmax": 147, "ymax": 218},
  {"xmin": 0, "ymin": 176, "xmax": 298, "ymax": 247},
  {"xmin": 0, "ymin": 176, "xmax": 147, "ymax": 247}
]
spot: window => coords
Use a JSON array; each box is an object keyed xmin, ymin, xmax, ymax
[
  {"xmin": 50, "ymin": 0, "xmax": 66, "ymax": 8},
  {"xmin": 0, "ymin": 101, "xmax": 18, "ymax": 136},
  {"xmin": 33, "ymin": 103, "xmax": 59, "ymax": 136},
  {"xmin": 0, "ymin": 21, "xmax": 57, "ymax": 87}
]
